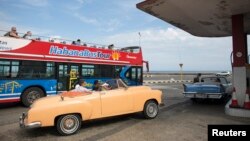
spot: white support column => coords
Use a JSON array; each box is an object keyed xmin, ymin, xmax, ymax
[{"xmin": 233, "ymin": 67, "xmax": 246, "ymax": 107}]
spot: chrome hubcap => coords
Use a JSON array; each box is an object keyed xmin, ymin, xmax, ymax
[
  {"xmin": 146, "ymin": 103, "xmax": 158, "ymax": 118},
  {"xmin": 60, "ymin": 115, "xmax": 79, "ymax": 134}
]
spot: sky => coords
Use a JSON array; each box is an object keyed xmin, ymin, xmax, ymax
[{"xmin": 0, "ymin": 0, "xmax": 249, "ymax": 71}]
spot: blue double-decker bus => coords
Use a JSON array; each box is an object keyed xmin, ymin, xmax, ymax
[{"xmin": 0, "ymin": 36, "xmax": 145, "ymax": 106}]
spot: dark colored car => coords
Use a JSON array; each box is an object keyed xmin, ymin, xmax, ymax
[{"xmin": 183, "ymin": 76, "xmax": 233, "ymax": 100}]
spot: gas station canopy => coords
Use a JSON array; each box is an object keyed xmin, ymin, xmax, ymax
[{"xmin": 137, "ymin": 0, "xmax": 250, "ymax": 37}]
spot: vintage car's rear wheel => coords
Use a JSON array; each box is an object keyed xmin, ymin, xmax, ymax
[
  {"xmin": 21, "ymin": 87, "xmax": 44, "ymax": 107},
  {"xmin": 56, "ymin": 114, "xmax": 82, "ymax": 136},
  {"xmin": 143, "ymin": 100, "xmax": 159, "ymax": 119}
]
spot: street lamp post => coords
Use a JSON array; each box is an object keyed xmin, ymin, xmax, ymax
[{"xmin": 179, "ymin": 63, "xmax": 183, "ymax": 81}]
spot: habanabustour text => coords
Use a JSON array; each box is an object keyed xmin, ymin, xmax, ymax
[{"xmin": 49, "ymin": 45, "xmax": 111, "ymax": 59}]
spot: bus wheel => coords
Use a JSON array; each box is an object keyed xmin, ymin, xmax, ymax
[{"xmin": 21, "ymin": 87, "xmax": 44, "ymax": 107}]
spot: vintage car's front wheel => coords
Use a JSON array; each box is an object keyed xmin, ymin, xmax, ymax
[
  {"xmin": 56, "ymin": 114, "xmax": 82, "ymax": 136},
  {"xmin": 143, "ymin": 100, "xmax": 159, "ymax": 119}
]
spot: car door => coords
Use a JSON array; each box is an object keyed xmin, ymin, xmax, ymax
[{"xmin": 100, "ymin": 80, "xmax": 133, "ymax": 117}]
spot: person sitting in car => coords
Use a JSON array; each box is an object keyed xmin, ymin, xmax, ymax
[
  {"xmin": 74, "ymin": 80, "xmax": 92, "ymax": 94},
  {"xmin": 92, "ymin": 80, "xmax": 101, "ymax": 91},
  {"xmin": 193, "ymin": 73, "xmax": 201, "ymax": 83},
  {"xmin": 101, "ymin": 82, "xmax": 112, "ymax": 91}
]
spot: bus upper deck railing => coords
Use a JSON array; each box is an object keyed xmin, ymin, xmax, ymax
[{"xmin": 0, "ymin": 29, "xmax": 141, "ymax": 53}]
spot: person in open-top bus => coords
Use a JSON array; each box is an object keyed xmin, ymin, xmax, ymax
[
  {"xmin": 108, "ymin": 44, "xmax": 114, "ymax": 50},
  {"xmin": 23, "ymin": 31, "xmax": 32, "ymax": 39},
  {"xmin": 4, "ymin": 27, "xmax": 19, "ymax": 38},
  {"xmin": 61, "ymin": 41, "xmax": 66, "ymax": 44},
  {"xmin": 76, "ymin": 39, "xmax": 81, "ymax": 45},
  {"xmin": 49, "ymin": 39, "xmax": 54, "ymax": 42}
]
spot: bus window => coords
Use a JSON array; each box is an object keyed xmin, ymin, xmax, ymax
[
  {"xmin": 115, "ymin": 66, "xmax": 123, "ymax": 78},
  {"xmin": 0, "ymin": 60, "xmax": 56, "ymax": 79},
  {"xmin": 69, "ymin": 65, "xmax": 80, "ymax": 90},
  {"xmin": 123, "ymin": 66, "xmax": 142, "ymax": 85},
  {"xmin": 17, "ymin": 61, "xmax": 51, "ymax": 78},
  {"xmin": 137, "ymin": 67, "xmax": 142, "ymax": 83},
  {"xmin": 125, "ymin": 67, "xmax": 136, "ymax": 80},
  {"xmin": 100, "ymin": 65, "xmax": 114, "ymax": 78},
  {"xmin": 70, "ymin": 65, "xmax": 79, "ymax": 77},
  {"xmin": 58, "ymin": 64, "xmax": 68, "ymax": 91},
  {"xmin": 59, "ymin": 65, "xmax": 68, "ymax": 77},
  {"xmin": 11, "ymin": 61, "xmax": 19, "ymax": 78},
  {"xmin": 82, "ymin": 65, "xmax": 95, "ymax": 77},
  {"xmin": 131, "ymin": 68, "xmax": 136, "ymax": 80},
  {"xmin": 120, "ymin": 46, "xmax": 141, "ymax": 53},
  {"xmin": 0, "ymin": 60, "xmax": 11, "ymax": 78},
  {"xmin": 0, "ymin": 60, "xmax": 20, "ymax": 78},
  {"xmin": 46, "ymin": 62, "xmax": 55, "ymax": 78}
]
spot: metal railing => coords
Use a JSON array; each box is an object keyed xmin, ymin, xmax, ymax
[{"xmin": 0, "ymin": 29, "xmax": 120, "ymax": 50}]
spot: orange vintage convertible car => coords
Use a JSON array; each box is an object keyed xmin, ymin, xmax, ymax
[{"xmin": 19, "ymin": 79, "xmax": 163, "ymax": 135}]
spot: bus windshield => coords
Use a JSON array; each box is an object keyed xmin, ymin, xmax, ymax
[{"xmin": 120, "ymin": 46, "xmax": 141, "ymax": 53}]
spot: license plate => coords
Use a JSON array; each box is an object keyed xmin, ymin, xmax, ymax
[
  {"xmin": 209, "ymin": 94, "xmax": 222, "ymax": 99},
  {"xmin": 196, "ymin": 94, "xmax": 206, "ymax": 98}
]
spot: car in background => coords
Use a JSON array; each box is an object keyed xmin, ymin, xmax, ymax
[
  {"xmin": 183, "ymin": 76, "xmax": 233, "ymax": 101},
  {"xmin": 215, "ymin": 71, "xmax": 231, "ymax": 76},
  {"xmin": 20, "ymin": 79, "xmax": 163, "ymax": 136}
]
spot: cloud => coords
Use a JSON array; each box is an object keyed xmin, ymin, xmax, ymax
[
  {"xmin": 76, "ymin": 0, "xmax": 84, "ymax": 4},
  {"xmin": 76, "ymin": 0, "xmax": 93, "ymax": 4},
  {"xmin": 21, "ymin": 0, "xmax": 48, "ymax": 7},
  {"xmin": 116, "ymin": 0, "xmax": 142, "ymax": 11},
  {"xmin": 0, "ymin": 11, "xmax": 13, "ymax": 22},
  {"xmin": 73, "ymin": 13, "xmax": 122, "ymax": 32},
  {"xmin": 103, "ymin": 28, "xmax": 199, "ymax": 46},
  {"xmin": 73, "ymin": 13, "xmax": 99, "ymax": 25},
  {"xmin": 100, "ymin": 28, "xmax": 233, "ymax": 71},
  {"xmin": 66, "ymin": 0, "xmax": 93, "ymax": 11},
  {"xmin": 100, "ymin": 19, "xmax": 123, "ymax": 32},
  {"xmin": 67, "ymin": 0, "xmax": 84, "ymax": 11}
]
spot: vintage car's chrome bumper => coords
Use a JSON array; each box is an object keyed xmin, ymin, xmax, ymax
[
  {"xmin": 19, "ymin": 112, "xmax": 41, "ymax": 128},
  {"xmin": 183, "ymin": 92, "xmax": 223, "ymax": 99}
]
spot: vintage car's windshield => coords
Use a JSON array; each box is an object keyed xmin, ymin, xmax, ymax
[
  {"xmin": 117, "ymin": 79, "xmax": 128, "ymax": 88},
  {"xmin": 106, "ymin": 79, "xmax": 118, "ymax": 89},
  {"xmin": 218, "ymin": 78, "xmax": 228, "ymax": 84}
]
